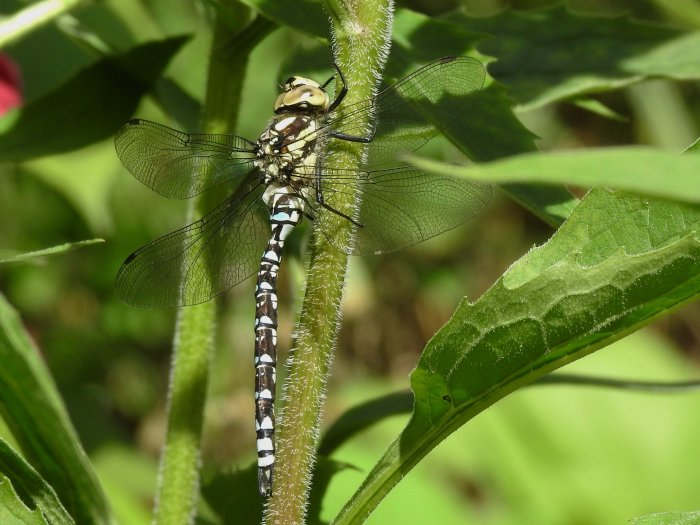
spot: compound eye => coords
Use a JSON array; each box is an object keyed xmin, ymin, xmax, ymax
[
  {"xmin": 273, "ymin": 92, "xmax": 287, "ymax": 111},
  {"xmin": 297, "ymin": 87, "xmax": 328, "ymax": 109},
  {"xmin": 274, "ymin": 82, "xmax": 329, "ymax": 113}
]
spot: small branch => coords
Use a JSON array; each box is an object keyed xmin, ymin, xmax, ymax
[{"xmin": 0, "ymin": 0, "xmax": 87, "ymax": 49}]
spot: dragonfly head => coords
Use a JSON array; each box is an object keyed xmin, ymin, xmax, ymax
[{"xmin": 274, "ymin": 76, "xmax": 330, "ymax": 114}]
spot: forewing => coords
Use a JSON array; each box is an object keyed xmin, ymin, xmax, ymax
[
  {"xmin": 115, "ymin": 180, "xmax": 268, "ymax": 308},
  {"xmin": 115, "ymin": 119, "xmax": 257, "ymax": 199},
  {"xmin": 324, "ymin": 56, "xmax": 486, "ymax": 168},
  {"xmin": 313, "ymin": 167, "xmax": 492, "ymax": 256}
]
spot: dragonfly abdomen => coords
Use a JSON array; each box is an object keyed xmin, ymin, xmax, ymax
[{"xmin": 255, "ymin": 185, "xmax": 305, "ymax": 497}]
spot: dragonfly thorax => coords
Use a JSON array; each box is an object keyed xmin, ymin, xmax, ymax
[{"xmin": 255, "ymin": 113, "xmax": 323, "ymax": 187}]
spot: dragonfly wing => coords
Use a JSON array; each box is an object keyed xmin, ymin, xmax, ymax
[
  {"xmin": 313, "ymin": 166, "xmax": 492, "ymax": 256},
  {"xmin": 115, "ymin": 119, "xmax": 258, "ymax": 199},
  {"xmin": 324, "ymin": 56, "xmax": 486, "ymax": 168},
  {"xmin": 115, "ymin": 179, "xmax": 269, "ymax": 308}
]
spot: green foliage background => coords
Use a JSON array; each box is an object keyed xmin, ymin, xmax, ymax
[{"xmin": 0, "ymin": 0, "xmax": 699, "ymax": 524}]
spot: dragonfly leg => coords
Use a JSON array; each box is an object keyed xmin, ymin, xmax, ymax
[
  {"xmin": 326, "ymin": 63, "xmax": 348, "ymax": 113},
  {"xmin": 317, "ymin": 200, "xmax": 364, "ymax": 228},
  {"xmin": 300, "ymin": 172, "xmax": 364, "ymax": 228},
  {"xmin": 328, "ymin": 130, "xmax": 372, "ymax": 143},
  {"xmin": 326, "ymin": 62, "xmax": 378, "ymax": 142}
]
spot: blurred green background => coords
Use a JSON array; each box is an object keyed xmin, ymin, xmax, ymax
[{"xmin": 1, "ymin": 0, "xmax": 699, "ymax": 523}]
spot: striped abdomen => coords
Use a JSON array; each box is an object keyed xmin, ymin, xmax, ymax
[{"xmin": 255, "ymin": 186, "xmax": 305, "ymax": 497}]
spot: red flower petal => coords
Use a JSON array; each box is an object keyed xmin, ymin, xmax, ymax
[{"xmin": 0, "ymin": 54, "xmax": 22, "ymax": 114}]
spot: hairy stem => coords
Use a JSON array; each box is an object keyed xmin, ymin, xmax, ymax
[
  {"xmin": 152, "ymin": 301, "xmax": 214, "ymax": 525},
  {"xmin": 264, "ymin": 2, "xmax": 393, "ymax": 524}
]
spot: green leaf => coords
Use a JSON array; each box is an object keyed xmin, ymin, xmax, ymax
[
  {"xmin": 499, "ymin": 182, "xmax": 576, "ymax": 227},
  {"xmin": 0, "ymin": 0, "xmax": 84, "ymax": 49},
  {"xmin": 384, "ymin": 8, "xmax": 582, "ymax": 224},
  {"xmin": 0, "ymin": 476, "xmax": 46, "ymax": 525},
  {"xmin": 0, "ymin": 293, "xmax": 112, "ymax": 525},
  {"xmin": 0, "ymin": 439, "xmax": 74, "ymax": 525},
  {"xmin": 570, "ymin": 98, "xmax": 629, "ymax": 122},
  {"xmin": 409, "ymin": 147, "xmax": 700, "ymax": 204},
  {"xmin": 154, "ymin": 78, "xmax": 202, "ymax": 132},
  {"xmin": 200, "ymin": 465, "xmax": 263, "ymax": 525},
  {"xmin": 0, "ymin": 240, "xmax": 104, "ymax": 265},
  {"xmin": 238, "ymin": 0, "xmax": 327, "ymax": 38},
  {"xmin": 0, "ymin": 36, "xmax": 189, "ymax": 161},
  {"xmin": 631, "ymin": 510, "xmax": 700, "ymax": 525},
  {"xmin": 307, "ymin": 458, "xmax": 358, "ymax": 525},
  {"xmin": 446, "ymin": 6, "xmax": 700, "ymax": 109},
  {"xmin": 318, "ymin": 391, "xmax": 412, "ymax": 456},
  {"xmin": 685, "ymin": 137, "xmax": 700, "ymax": 153},
  {"xmin": 389, "ymin": 9, "xmax": 580, "ymax": 225},
  {"xmin": 332, "ymin": 187, "xmax": 700, "ymax": 524}
]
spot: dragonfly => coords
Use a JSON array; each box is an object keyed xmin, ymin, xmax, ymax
[{"xmin": 114, "ymin": 56, "xmax": 491, "ymax": 497}]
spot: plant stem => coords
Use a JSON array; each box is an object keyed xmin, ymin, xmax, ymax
[
  {"xmin": 265, "ymin": 2, "xmax": 393, "ymax": 524},
  {"xmin": 0, "ymin": 0, "xmax": 86, "ymax": 49},
  {"xmin": 152, "ymin": 302, "xmax": 215, "ymax": 525},
  {"xmin": 152, "ymin": 7, "xmax": 274, "ymax": 525}
]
